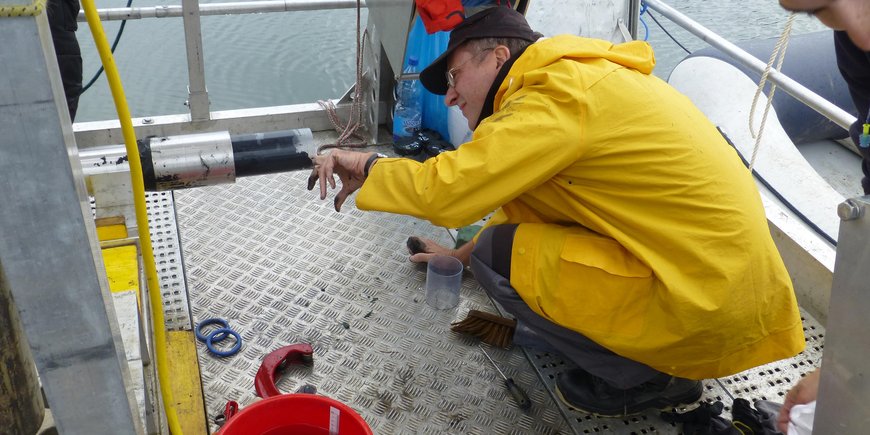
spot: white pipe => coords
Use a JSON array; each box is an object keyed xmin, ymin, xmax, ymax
[
  {"xmin": 644, "ymin": 0, "xmax": 856, "ymax": 130},
  {"xmin": 77, "ymin": 0, "xmax": 366, "ymax": 22}
]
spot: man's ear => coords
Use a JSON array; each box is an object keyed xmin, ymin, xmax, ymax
[{"xmin": 493, "ymin": 45, "xmax": 511, "ymax": 68}]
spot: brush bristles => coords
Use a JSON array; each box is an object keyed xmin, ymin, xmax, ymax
[{"xmin": 450, "ymin": 310, "xmax": 517, "ymax": 348}]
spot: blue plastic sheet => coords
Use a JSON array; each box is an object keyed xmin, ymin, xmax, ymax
[
  {"xmin": 402, "ymin": 3, "xmax": 501, "ymax": 139},
  {"xmin": 403, "ymin": 16, "xmax": 450, "ymax": 139}
]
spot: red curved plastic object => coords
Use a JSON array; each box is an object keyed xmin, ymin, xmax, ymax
[
  {"xmin": 223, "ymin": 400, "xmax": 239, "ymax": 421},
  {"xmin": 254, "ymin": 343, "xmax": 314, "ymax": 398},
  {"xmin": 416, "ymin": 0, "xmax": 464, "ymax": 33}
]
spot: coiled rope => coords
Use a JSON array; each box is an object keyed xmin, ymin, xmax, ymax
[
  {"xmin": 747, "ymin": 12, "xmax": 797, "ymax": 172},
  {"xmin": 316, "ymin": 0, "xmax": 369, "ymax": 155}
]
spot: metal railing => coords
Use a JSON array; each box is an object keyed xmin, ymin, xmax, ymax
[
  {"xmin": 76, "ymin": 0, "xmax": 366, "ymax": 22},
  {"xmin": 643, "ymin": 0, "xmax": 856, "ymax": 131},
  {"xmin": 74, "ymin": 0, "xmax": 368, "ymax": 125}
]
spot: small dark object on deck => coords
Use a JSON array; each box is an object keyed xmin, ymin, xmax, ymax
[
  {"xmin": 393, "ymin": 129, "xmax": 448, "ymax": 157},
  {"xmin": 341, "ymin": 322, "xmax": 350, "ymax": 329},
  {"xmin": 416, "ymin": 129, "xmax": 441, "ymax": 143},
  {"xmin": 424, "ymin": 140, "xmax": 455, "ymax": 157},
  {"xmin": 406, "ymin": 236, "xmax": 428, "ymax": 255},
  {"xmin": 296, "ymin": 384, "xmax": 318, "ymax": 394},
  {"xmin": 393, "ymin": 135, "xmax": 424, "ymax": 156},
  {"xmin": 451, "ymin": 310, "xmax": 516, "ymax": 349},
  {"xmin": 364, "ymin": 311, "xmax": 373, "ymax": 318}
]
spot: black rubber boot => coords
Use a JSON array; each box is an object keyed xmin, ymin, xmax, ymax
[{"xmin": 555, "ymin": 368, "xmax": 703, "ymax": 417}]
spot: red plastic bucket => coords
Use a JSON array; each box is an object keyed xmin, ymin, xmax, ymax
[{"xmin": 219, "ymin": 394, "xmax": 373, "ymax": 435}]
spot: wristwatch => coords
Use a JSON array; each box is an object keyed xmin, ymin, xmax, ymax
[{"xmin": 364, "ymin": 153, "xmax": 387, "ymax": 177}]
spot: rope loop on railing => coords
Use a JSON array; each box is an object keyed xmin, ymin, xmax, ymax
[
  {"xmin": 748, "ymin": 12, "xmax": 797, "ymax": 171},
  {"xmin": 316, "ymin": 0, "xmax": 370, "ymax": 155}
]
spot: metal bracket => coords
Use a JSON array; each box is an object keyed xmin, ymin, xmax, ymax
[{"xmin": 617, "ymin": 18, "xmax": 633, "ymax": 43}]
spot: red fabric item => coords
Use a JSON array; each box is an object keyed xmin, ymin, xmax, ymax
[{"xmin": 416, "ymin": 0, "xmax": 465, "ymax": 34}]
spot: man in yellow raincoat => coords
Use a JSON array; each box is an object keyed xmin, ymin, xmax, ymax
[{"xmin": 310, "ymin": 6, "xmax": 805, "ymax": 416}]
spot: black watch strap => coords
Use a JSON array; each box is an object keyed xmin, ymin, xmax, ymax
[{"xmin": 364, "ymin": 153, "xmax": 387, "ymax": 177}]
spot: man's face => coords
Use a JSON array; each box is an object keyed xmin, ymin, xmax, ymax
[
  {"xmin": 780, "ymin": 0, "xmax": 870, "ymax": 50},
  {"xmin": 444, "ymin": 44, "xmax": 505, "ymax": 129}
]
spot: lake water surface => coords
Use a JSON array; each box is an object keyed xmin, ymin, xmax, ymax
[{"xmin": 74, "ymin": 0, "xmax": 827, "ymax": 122}]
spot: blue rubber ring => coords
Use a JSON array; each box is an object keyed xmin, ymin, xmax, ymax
[
  {"xmin": 196, "ymin": 318, "xmax": 230, "ymax": 342},
  {"xmin": 206, "ymin": 327, "xmax": 242, "ymax": 357}
]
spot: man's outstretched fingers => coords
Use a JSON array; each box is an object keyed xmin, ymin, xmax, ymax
[
  {"xmin": 334, "ymin": 185, "xmax": 353, "ymax": 212},
  {"xmin": 318, "ymin": 165, "xmax": 336, "ymax": 200},
  {"xmin": 307, "ymin": 170, "xmax": 318, "ymax": 191},
  {"xmin": 409, "ymin": 252, "xmax": 436, "ymax": 263}
]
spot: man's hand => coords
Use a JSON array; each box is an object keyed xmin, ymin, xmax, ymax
[
  {"xmin": 407, "ymin": 236, "xmax": 473, "ymax": 266},
  {"xmin": 777, "ymin": 368, "xmax": 821, "ymax": 433},
  {"xmin": 307, "ymin": 150, "xmax": 375, "ymax": 212}
]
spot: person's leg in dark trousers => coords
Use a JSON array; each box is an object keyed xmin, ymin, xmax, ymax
[
  {"xmin": 470, "ymin": 224, "xmax": 662, "ymax": 389},
  {"xmin": 48, "ymin": 0, "xmax": 83, "ymax": 121},
  {"xmin": 470, "ymin": 225, "xmax": 702, "ymax": 415}
]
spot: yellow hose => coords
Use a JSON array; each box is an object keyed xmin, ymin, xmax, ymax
[{"xmin": 80, "ymin": 1, "xmax": 183, "ymax": 433}]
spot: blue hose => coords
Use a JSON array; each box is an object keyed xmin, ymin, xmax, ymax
[{"xmin": 640, "ymin": 1, "xmax": 649, "ymax": 41}]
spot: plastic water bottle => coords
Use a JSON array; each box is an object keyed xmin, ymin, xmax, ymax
[{"xmin": 393, "ymin": 56, "xmax": 423, "ymax": 141}]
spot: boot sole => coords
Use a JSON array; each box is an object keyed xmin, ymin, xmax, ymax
[{"xmin": 554, "ymin": 380, "xmax": 703, "ymax": 417}]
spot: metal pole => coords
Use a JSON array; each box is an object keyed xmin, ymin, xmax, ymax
[
  {"xmin": 181, "ymin": 0, "xmax": 210, "ymax": 121},
  {"xmin": 628, "ymin": 0, "xmax": 641, "ymax": 41},
  {"xmin": 0, "ymin": 7, "xmax": 141, "ymax": 434},
  {"xmin": 813, "ymin": 197, "xmax": 870, "ymax": 432},
  {"xmin": 77, "ymin": 0, "xmax": 366, "ymax": 22},
  {"xmin": 643, "ymin": 0, "xmax": 856, "ymax": 131}
]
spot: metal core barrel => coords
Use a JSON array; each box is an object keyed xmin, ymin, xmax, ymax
[{"xmin": 83, "ymin": 128, "xmax": 315, "ymax": 191}]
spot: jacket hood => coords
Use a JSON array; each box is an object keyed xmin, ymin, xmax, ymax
[{"xmin": 513, "ymin": 34, "xmax": 656, "ymax": 76}]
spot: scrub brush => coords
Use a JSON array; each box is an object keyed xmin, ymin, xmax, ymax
[{"xmin": 450, "ymin": 310, "xmax": 516, "ymax": 349}]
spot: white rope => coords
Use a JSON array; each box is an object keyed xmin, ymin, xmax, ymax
[{"xmin": 747, "ymin": 12, "xmax": 796, "ymax": 172}]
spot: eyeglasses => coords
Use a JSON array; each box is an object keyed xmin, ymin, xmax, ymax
[{"xmin": 446, "ymin": 47, "xmax": 495, "ymax": 88}]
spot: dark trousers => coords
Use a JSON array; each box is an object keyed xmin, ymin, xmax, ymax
[
  {"xmin": 48, "ymin": 0, "xmax": 83, "ymax": 121},
  {"xmin": 469, "ymin": 224, "xmax": 666, "ymax": 389}
]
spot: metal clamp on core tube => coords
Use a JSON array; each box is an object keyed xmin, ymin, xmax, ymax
[{"xmin": 142, "ymin": 130, "xmax": 235, "ymax": 190}]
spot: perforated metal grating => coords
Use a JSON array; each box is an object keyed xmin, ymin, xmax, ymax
[
  {"xmin": 146, "ymin": 191, "xmax": 191, "ymax": 330},
  {"xmin": 166, "ymin": 170, "xmax": 824, "ymax": 434}
]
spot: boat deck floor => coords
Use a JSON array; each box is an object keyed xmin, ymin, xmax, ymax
[{"xmin": 154, "ymin": 156, "xmax": 824, "ymax": 434}]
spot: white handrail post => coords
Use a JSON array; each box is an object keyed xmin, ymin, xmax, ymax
[{"xmin": 182, "ymin": 0, "xmax": 210, "ymax": 121}]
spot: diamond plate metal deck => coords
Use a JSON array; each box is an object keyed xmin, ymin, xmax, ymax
[{"xmin": 170, "ymin": 170, "xmax": 825, "ymax": 434}]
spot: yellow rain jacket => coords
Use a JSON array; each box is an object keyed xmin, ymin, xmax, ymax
[{"xmin": 357, "ymin": 35, "xmax": 805, "ymax": 379}]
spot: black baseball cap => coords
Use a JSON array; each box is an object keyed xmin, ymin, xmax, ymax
[{"xmin": 419, "ymin": 6, "xmax": 540, "ymax": 95}]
